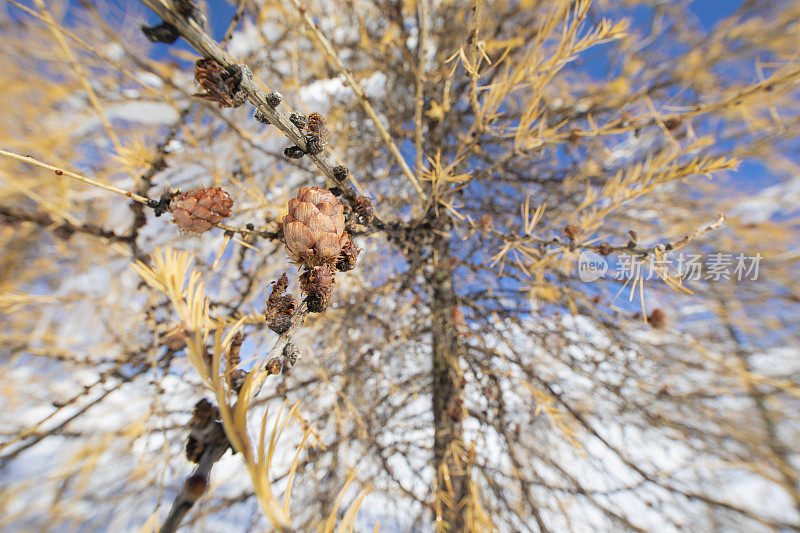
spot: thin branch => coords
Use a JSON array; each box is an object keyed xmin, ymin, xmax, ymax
[
  {"xmin": 33, "ymin": 0, "xmax": 122, "ymax": 152},
  {"xmin": 0, "ymin": 148, "xmax": 283, "ymax": 241},
  {"xmin": 414, "ymin": 0, "xmax": 429, "ymax": 175},
  {"xmin": 287, "ymin": 0, "xmax": 427, "ymax": 201},
  {"xmin": 0, "ymin": 149, "xmax": 149, "ymax": 204},
  {"xmin": 0, "ymin": 206, "xmax": 132, "ymax": 244},
  {"xmin": 668, "ymin": 213, "xmax": 726, "ymax": 251},
  {"xmin": 221, "ymin": 0, "xmax": 246, "ymax": 47},
  {"xmin": 475, "ymin": 214, "xmax": 728, "ymax": 265},
  {"xmin": 467, "ymin": 0, "xmax": 484, "ymax": 123}
]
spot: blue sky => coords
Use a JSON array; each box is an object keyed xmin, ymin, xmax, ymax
[{"xmin": 81, "ymin": 0, "xmax": 748, "ymax": 55}]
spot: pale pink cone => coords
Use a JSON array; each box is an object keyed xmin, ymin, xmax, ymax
[{"xmin": 283, "ymin": 187, "xmax": 349, "ymax": 266}]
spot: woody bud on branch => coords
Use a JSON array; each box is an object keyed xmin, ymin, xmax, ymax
[
  {"xmin": 193, "ymin": 59, "xmax": 246, "ymax": 108},
  {"xmin": 283, "ymin": 187, "xmax": 360, "ymax": 312}
]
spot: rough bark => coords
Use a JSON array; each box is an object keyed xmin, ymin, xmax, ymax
[{"xmin": 428, "ymin": 218, "xmax": 468, "ymax": 531}]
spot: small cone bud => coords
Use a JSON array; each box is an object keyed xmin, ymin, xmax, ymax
[
  {"xmin": 190, "ymin": 399, "xmax": 219, "ymax": 429},
  {"xmin": 184, "ymin": 474, "xmax": 208, "ymax": 500},
  {"xmin": 283, "ymin": 343, "xmax": 300, "ymax": 366},
  {"xmin": 284, "ymin": 146, "xmax": 306, "ymax": 159},
  {"xmin": 648, "ymin": 308, "xmax": 668, "ymax": 329},
  {"xmin": 161, "ymin": 323, "xmax": 187, "ymax": 350},
  {"xmin": 185, "ymin": 399, "xmax": 229, "ymax": 463},
  {"xmin": 299, "ymin": 264, "xmax": 336, "ymax": 313},
  {"xmin": 226, "ymin": 333, "xmax": 247, "ymax": 393},
  {"xmin": 265, "ymin": 357, "xmax": 283, "ymax": 375},
  {"xmin": 185, "ymin": 436, "xmax": 203, "ymax": 463},
  {"xmin": 351, "ymin": 196, "xmax": 374, "ymax": 224},
  {"xmin": 335, "ymin": 238, "xmax": 360, "ymax": 272},
  {"xmin": 266, "ymin": 273, "xmax": 296, "ymax": 333},
  {"xmin": 563, "ymin": 224, "xmax": 580, "ymax": 241}
]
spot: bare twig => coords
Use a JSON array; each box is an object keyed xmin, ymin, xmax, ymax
[
  {"xmin": 414, "ymin": 0, "xmax": 429, "ymax": 176},
  {"xmin": 669, "ymin": 213, "xmax": 726, "ymax": 251},
  {"xmin": 470, "ymin": 213, "xmax": 728, "ymax": 265},
  {"xmin": 0, "ymin": 149, "xmax": 149, "ymax": 204},
  {"xmin": 129, "ymin": 104, "xmax": 194, "ymax": 258},
  {"xmin": 221, "ymin": 0, "xmax": 246, "ymax": 47},
  {"xmin": 33, "ymin": 0, "xmax": 122, "ymax": 152},
  {"xmin": 0, "ymin": 206, "xmax": 131, "ymax": 244}
]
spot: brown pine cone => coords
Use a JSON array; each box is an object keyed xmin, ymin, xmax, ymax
[
  {"xmin": 169, "ymin": 187, "xmax": 233, "ymax": 234},
  {"xmin": 283, "ymin": 187, "xmax": 350, "ymax": 267}
]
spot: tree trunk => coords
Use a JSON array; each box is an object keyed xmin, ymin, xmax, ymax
[{"xmin": 428, "ymin": 220, "xmax": 469, "ymax": 531}]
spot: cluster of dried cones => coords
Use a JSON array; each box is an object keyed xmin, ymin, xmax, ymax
[
  {"xmin": 284, "ymin": 112, "xmax": 330, "ymax": 158},
  {"xmin": 281, "ymin": 187, "xmax": 362, "ymax": 312}
]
